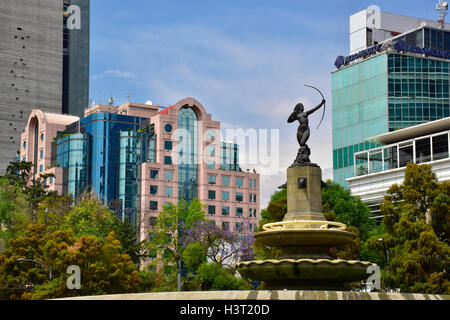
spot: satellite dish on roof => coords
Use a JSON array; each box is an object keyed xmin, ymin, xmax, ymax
[{"xmin": 145, "ymin": 100, "xmax": 153, "ymax": 105}]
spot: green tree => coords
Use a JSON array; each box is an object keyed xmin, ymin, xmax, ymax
[
  {"xmin": 194, "ymin": 262, "xmax": 251, "ymax": 291},
  {"xmin": 36, "ymin": 194, "xmax": 74, "ymax": 233},
  {"xmin": 368, "ymin": 163, "xmax": 450, "ymax": 294},
  {"xmin": 1, "ymin": 161, "xmax": 56, "ymax": 222},
  {"xmin": 322, "ymin": 181, "xmax": 375, "ymax": 241},
  {"xmin": 0, "ymin": 224, "xmax": 143, "ymax": 300},
  {"xmin": 0, "ymin": 178, "xmax": 32, "ymax": 248},
  {"xmin": 62, "ymin": 193, "xmax": 117, "ymax": 239},
  {"xmin": 145, "ymin": 199, "xmax": 206, "ymax": 290}
]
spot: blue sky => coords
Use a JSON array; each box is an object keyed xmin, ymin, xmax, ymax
[{"xmin": 89, "ymin": 0, "xmax": 440, "ymax": 208}]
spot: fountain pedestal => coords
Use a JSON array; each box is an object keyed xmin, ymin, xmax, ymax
[
  {"xmin": 285, "ymin": 165, "xmax": 325, "ymax": 222},
  {"xmin": 237, "ymin": 164, "xmax": 375, "ymax": 291}
]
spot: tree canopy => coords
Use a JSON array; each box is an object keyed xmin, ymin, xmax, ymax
[{"xmin": 368, "ymin": 164, "xmax": 450, "ymax": 294}]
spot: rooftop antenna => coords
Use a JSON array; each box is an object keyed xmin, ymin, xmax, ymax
[
  {"xmin": 108, "ymin": 96, "xmax": 115, "ymax": 106},
  {"xmin": 127, "ymin": 91, "xmax": 131, "ymax": 102},
  {"xmin": 437, "ymin": 0, "xmax": 449, "ymax": 28}
]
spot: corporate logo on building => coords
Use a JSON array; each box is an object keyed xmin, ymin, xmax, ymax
[
  {"xmin": 393, "ymin": 39, "xmax": 450, "ymax": 60},
  {"xmin": 334, "ymin": 44, "xmax": 383, "ymax": 69}
]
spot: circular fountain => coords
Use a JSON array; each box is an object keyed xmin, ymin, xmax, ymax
[{"xmin": 237, "ymin": 95, "xmax": 375, "ymax": 290}]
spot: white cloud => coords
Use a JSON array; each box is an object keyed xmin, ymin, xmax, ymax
[{"xmin": 92, "ymin": 69, "xmax": 134, "ymax": 80}]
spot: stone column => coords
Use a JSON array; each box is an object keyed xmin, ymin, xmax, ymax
[{"xmin": 284, "ymin": 165, "xmax": 326, "ymax": 222}]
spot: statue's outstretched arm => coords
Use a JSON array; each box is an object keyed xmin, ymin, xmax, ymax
[{"xmin": 306, "ymin": 99, "xmax": 326, "ymax": 116}]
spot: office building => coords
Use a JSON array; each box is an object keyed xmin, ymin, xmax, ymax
[
  {"xmin": 348, "ymin": 117, "xmax": 450, "ymax": 219},
  {"xmin": 332, "ymin": 8, "xmax": 450, "ymax": 188},
  {"xmin": 20, "ymin": 97, "xmax": 260, "ymax": 242},
  {"xmin": 0, "ymin": 0, "xmax": 89, "ymax": 173}
]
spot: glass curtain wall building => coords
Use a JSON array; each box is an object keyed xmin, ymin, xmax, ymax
[
  {"xmin": 55, "ymin": 112, "xmax": 153, "ymax": 223},
  {"xmin": 118, "ymin": 129, "xmax": 156, "ymax": 224},
  {"xmin": 177, "ymin": 107, "xmax": 199, "ymax": 203},
  {"xmin": 332, "ymin": 26, "xmax": 450, "ymax": 187},
  {"xmin": 55, "ymin": 133, "xmax": 89, "ymax": 203}
]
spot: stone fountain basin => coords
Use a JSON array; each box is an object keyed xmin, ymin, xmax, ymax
[
  {"xmin": 237, "ymin": 259, "xmax": 374, "ymax": 290},
  {"xmin": 255, "ymin": 229, "xmax": 356, "ymax": 249}
]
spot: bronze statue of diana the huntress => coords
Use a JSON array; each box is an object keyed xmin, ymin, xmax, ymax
[{"xmin": 288, "ymin": 85, "xmax": 326, "ymax": 167}]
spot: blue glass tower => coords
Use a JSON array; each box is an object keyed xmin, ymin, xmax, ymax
[{"xmin": 55, "ymin": 112, "xmax": 155, "ymax": 223}]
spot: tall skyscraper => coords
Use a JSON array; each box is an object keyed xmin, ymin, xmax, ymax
[
  {"xmin": 332, "ymin": 8, "xmax": 450, "ymax": 187},
  {"xmin": 0, "ymin": 0, "xmax": 89, "ymax": 173}
]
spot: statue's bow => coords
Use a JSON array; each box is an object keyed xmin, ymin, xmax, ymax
[{"xmin": 304, "ymin": 84, "xmax": 326, "ymax": 129}]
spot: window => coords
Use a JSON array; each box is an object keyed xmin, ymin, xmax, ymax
[
  {"xmin": 149, "ymin": 217, "xmax": 157, "ymax": 226},
  {"xmin": 222, "ymin": 191, "xmax": 229, "ymax": 201},
  {"xmin": 150, "ymin": 170, "xmax": 158, "ymax": 180},
  {"xmin": 208, "ymin": 205, "xmax": 216, "ymax": 215},
  {"xmin": 253, "ymin": 179, "xmax": 257, "ymax": 188},
  {"xmin": 222, "ymin": 206, "xmax": 230, "ymax": 216},
  {"xmin": 164, "ymin": 141, "xmax": 173, "ymax": 150},
  {"xmin": 39, "ymin": 164, "xmax": 43, "ymax": 173},
  {"xmin": 23, "ymin": 141, "xmax": 26, "ymax": 149},
  {"xmin": 150, "ymin": 185, "xmax": 158, "ymax": 195},
  {"xmin": 249, "ymin": 208, "xmax": 253, "ymax": 217},
  {"xmin": 50, "ymin": 176, "xmax": 53, "ymax": 184},
  {"xmin": 165, "ymin": 124, "xmax": 173, "ymax": 133},
  {"xmin": 206, "ymin": 145, "xmax": 215, "ymax": 156},
  {"xmin": 236, "ymin": 207, "xmax": 243, "ymax": 217},
  {"xmin": 22, "ymin": 157, "xmax": 26, "ymax": 162},
  {"xmin": 207, "ymin": 129, "xmax": 216, "ymax": 139},
  {"xmin": 150, "ymin": 201, "xmax": 158, "ymax": 210},
  {"xmin": 253, "ymin": 209, "xmax": 257, "ymax": 217},
  {"xmin": 40, "ymin": 149, "xmax": 44, "ymax": 159},
  {"xmin": 164, "ymin": 171, "xmax": 173, "ymax": 181},
  {"xmin": 249, "ymin": 193, "xmax": 252, "ymax": 202},
  {"xmin": 222, "ymin": 176, "xmax": 230, "ymax": 186},
  {"xmin": 40, "ymin": 133, "xmax": 44, "ymax": 142},
  {"xmin": 253, "ymin": 194, "xmax": 257, "ymax": 203},
  {"xmin": 235, "ymin": 222, "xmax": 243, "ymax": 232},
  {"xmin": 249, "ymin": 180, "xmax": 252, "ymax": 188},
  {"xmin": 432, "ymin": 134, "xmax": 449, "ymax": 160},
  {"xmin": 222, "ymin": 221, "xmax": 230, "ymax": 231},
  {"xmin": 236, "ymin": 192, "xmax": 243, "ymax": 202},
  {"xmin": 164, "ymin": 186, "xmax": 173, "ymax": 197},
  {"xmin": 208, "ymin": 175, "xmax": 216, "ymax": 185},
  {"xmin": 208, "ymin": 190, "xmax": 216, "ymax": 200},
  {"xmin": 416, "ymin": 137, "xmax": 431, "ymax": 164},
  {"xmin": 164, "ymin": 156, "xmax": 172, "ymax": 165},
  {"xmin": 207, "ymin": 160, "xmax": 215, "ymax": 169},
  {"xmin": 236, "ymin": 177, "xmax": 244, "ymax": 187}
]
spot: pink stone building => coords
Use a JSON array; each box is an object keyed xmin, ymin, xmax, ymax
[{"xmin": 19, "ymin": 98, "xmax": 260, "ymax": 246}]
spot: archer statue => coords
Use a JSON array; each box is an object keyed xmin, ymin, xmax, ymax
[{"xmin": 288, "ymin": 85, "xmax": 326, "ymax": 167}]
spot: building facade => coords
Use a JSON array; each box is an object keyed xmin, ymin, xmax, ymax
[
  {"xmin": 347, "ymin": 117, "xmax": 450, "ymax": 219},
  {"xmin": 20, "ymin": 97, "xmax": 260, "ymax": 242},
  {"xmin": 333, "ymin": 12, "xmax": 450, "ymax": 187},
  {"xmin": 0, "ymin": 0, "xmax": 89, "ymax": 173}
]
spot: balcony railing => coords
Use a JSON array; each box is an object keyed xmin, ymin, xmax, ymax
[{"xmin": 354, "ymin": 129, "xmax": 450, "ymax": 177}]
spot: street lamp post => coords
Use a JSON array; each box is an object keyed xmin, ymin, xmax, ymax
[
  {"xmin": 17, "ymin": 258, "xmax": 52, "ymax": 281},
  {"xmin": 158, "ymin": 245, "xmax": 182, "ymax": 292},
  {"xmin": 377, "ymin": 238, "xmax": 389, "ymax": 291}
]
